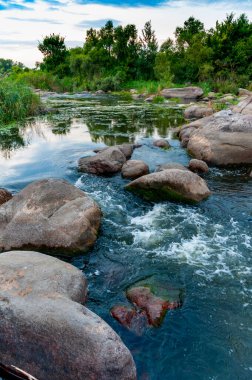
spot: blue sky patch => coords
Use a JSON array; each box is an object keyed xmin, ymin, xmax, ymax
[
  {"xmin": 77, "ymin": 18, "xmax": 121, "ymax": 28},
  {"xmin": 75, "ymin": 0, "xmax": 168, "ymax": 6}
]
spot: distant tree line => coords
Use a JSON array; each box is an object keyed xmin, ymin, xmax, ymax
[{"xmin": 3, "ymin": 13, "xmax": 251, "ymax": 93}]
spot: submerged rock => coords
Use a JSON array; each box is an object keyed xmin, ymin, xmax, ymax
[
  {"xmin": 125, "ymin": 169, "xmax": 211, "ymax": 203},
  {"xmin": 0, "ymin": 188, "xmax": 12, "ymax": 206},
  {"xmin": 185, "ymin": 111, "xmax": 252, "ymax": 166},
  {"xmin": 111, "ymin": 306, "xmax": 148, "ymax": 335},
  {"xmin": 79, "ymin": 146, "xmax": 126, "ymax": 175},
  {"xmin": 122, "ymin": 160, "xmax": 149, "ymax": 179},
  {"xmin": 127, "ymin": 286, "xmax": 179, "ymax": 327},
  {"xmin": 156, "ymin": 163, "xmax": 188, "ymax": 172},
  {"xmin": 0, "ymin": 179, "xmax": 101, "ymax": 255},
  {"xmin": 153, "ymin": 139, "xmax": 170, "ymax": 149},
  {"xmin": 189, "ymin": 159, "xmax": 209, "ymax": 173},
  {"xmin": 184, "ymin": 105, "xmax": 214, "ymax": 120},
  {"xmin": 161, "ymin": 86, "xmax": 203, "ymax": 99},
  {"xmin": 112, "ymin": 280, "xmax": 182, "ymax": 331},
  {"xmin": 0, "ymin": 251, "xmax": 136, "ymax": 380}
]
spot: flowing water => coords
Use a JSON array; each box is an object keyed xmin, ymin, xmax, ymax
[{"xmin": 0, "ymin": 94, "xmax": 252, "ymax": 380}]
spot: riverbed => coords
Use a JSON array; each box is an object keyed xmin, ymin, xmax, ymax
[{"xmin": 0, "ymin": 94, "xmax": 251, "ymax": 380}]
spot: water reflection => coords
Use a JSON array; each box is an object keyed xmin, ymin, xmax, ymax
[
  {"xmin": 0, "ymin": 126, "xmax": 25, "ymax": 159},
  {"xmin": 0, "ymin": 97, "xmax": 184, "ymax": 160}
]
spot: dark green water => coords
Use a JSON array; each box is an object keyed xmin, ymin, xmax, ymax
[{"xmin": 0, "ymin": 95, "xmax": 252, "ymax": 380}]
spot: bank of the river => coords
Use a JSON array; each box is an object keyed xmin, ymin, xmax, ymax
[{"xmin": 0, "ymin": 94, "xmax": 252, "ymax": 379}]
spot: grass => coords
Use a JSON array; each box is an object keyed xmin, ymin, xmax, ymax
[
  {"xmin": 0, "ymin": 79, "xmax": 40, "ymax": 125},
  {"xmin": 123, "ymin": 80, "xmax": 163, "ymax": 94}
]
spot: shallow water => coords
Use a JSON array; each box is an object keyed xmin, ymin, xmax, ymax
[{"xmin": 0, "ymin": 95, "xmax": 252, "ymax": 380}]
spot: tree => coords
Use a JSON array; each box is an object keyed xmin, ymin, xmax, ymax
[
  {"xmin": 175, "ymin": 17, "xmax": 205, "ymax": 47},
  {"xmin": 38, "ymin": 33, "xmax": 68, "ymax": 74},
  {"xmin": 139, "ymin": 21, "xmax": 158, "ymax": 79}
]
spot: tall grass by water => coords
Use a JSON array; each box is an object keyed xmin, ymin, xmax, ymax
[{"xmin": 0, "ymin": 79, "xmax": 40, "ymax": 126}]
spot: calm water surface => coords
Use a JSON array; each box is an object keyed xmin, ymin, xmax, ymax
[{"xmin": 0, "ymin": 95, "xmax": 251, "ymax": 380}]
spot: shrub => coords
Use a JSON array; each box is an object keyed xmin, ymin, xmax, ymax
[{"xmin": 0, "ymin": 79, "xmax": 40, "ymax": 125}]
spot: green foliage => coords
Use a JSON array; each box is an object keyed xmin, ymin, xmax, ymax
[
  {"xmin": 8, "ymin": 14, "xmax": 251, "ymax": 94},
  {"xmin": 152, "ymin": 96, "xmax": 165, "ymax": 103},
  {"xmin": 154, "ymin": 52, "xmax": 173, "ymax": 85},
  {"xmin": 0, "ymin": 79, "xmax": 40, "ymax": 125},
  {"xmin": 0, "ymin": 59, "xmax": 24, "ymax": 76},
  {"xmin": 123, "ymin": 80, "xmax": 162, "ymax": 94},
  {"xmin": 38, "ymin": 34, "xmax": 69, "ymax": 76}
]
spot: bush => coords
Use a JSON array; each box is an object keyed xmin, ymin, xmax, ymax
[{"xmin": 0, "ymin": 79, "xmax": 40, "ymax": 125}]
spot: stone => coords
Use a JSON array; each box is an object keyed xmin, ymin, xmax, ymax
[
  {"xmin": 132, "ymin": 94, "xmax": 142, "ymax": 100},
  {"xmin": 0, "ymin": 251, "xmax": 136, "ymax": 380},
  {"xmin": 188, "ymin": 159, "xmax": 209, "ymax": 173},
  {"xmin": 116, "ymin": 144, "xmax": 134, "ymax": 159},
  {"xmin": 232, "ymin": 96, "xmax": 252, "ymax": 115},
  {"xmin": 156, "ymin": 163, "xmax": 188, "ymax": 172},
  {"xmin": 110, "ymin": 306, "xmax": 148, "ymax": 335},
  {"xmin": 125, "ymin": 169, "xmax": 211, "ymax": 203},
  {"xmin": 145, "ymin": 96, "xmax": 155, "ymax": 102},
  {"xmin": 95, "ymin": 90, "xmax": 105, "ymax": 95},
  {"xmin": 0, "ymin": 179, "xmax": 101, "ymax": 255},
  {"xmin": 126, "ymin": 286, "xmax": 181, "ymax": 327},
  {"xmin": 0, "ymin": 188, "xmax": 12, "ymax": 206},
  {"xmin": 186, "ymin": 112, "xmax": 252, "ymax": 166},
  {"xmin": 161, "ymin": 86, "xmax": 203, "ymax": 99},
  {"xmin": 122, "ymin": 160, "xmax": 149, "ymax": 179},
  {"xmin": 153, "ymin": 139, "xmax": 170, "ymax": 149},
  {"xmin": 78, "ymin": 146, "xmax": 127, "ymax": 175},
  {"xmin": 184, "ymin": 105, "xmax": 214, "ymax": 120},
  {"xmin": 93, "ymin": 144, "xmax": 134, "ymax": 159},
  {"xmin": 238, "ymin": 88, "xmax": 252, "ymax": 97},
  {"xmin": 218, "ymin": 94, "xmax": 235, "ymax": 103},
  {"xmin": 208, "ymin": 92, "xmax": 218, "ymax": 99},
  {"xmin": 179, "ymin": 110, "xmax": 230, "ymax": 148}
]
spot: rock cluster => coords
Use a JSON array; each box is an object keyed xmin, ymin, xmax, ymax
[{"xmin": 0, "ymin": 251, "xmax": 136, "ymax": 380}]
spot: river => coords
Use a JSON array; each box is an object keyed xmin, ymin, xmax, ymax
[{"xmin": 0, "ymin": 94, "xmax": 251, "ymax": 380}]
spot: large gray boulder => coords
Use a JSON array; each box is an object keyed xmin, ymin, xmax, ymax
[
  {"xmin": 161, "ymin": 86, "xmax": 203, "ymax": 99},
  {"xmin": 0, "ymin": 251, "xmax": 136, "ymax": 380},
  {"xmin": 79, "ymin": 146, "xmax": 127, "ymax": 175},
  {"xmin": 0, "ymin": 179, "xmax": 101, "ymax": 255},
  {"xmin": 184, "ymin": 105, "xmax": 214, "ymax": 120},
  {"xmin": 185, "ymin": 111, "xmax": 252, "ymax": 166},
  {"xmin": 125, "ymin": 169, "xmax": 211, "ymax": 203},
  {"xmin": 0, "ymin": 188, "xmax": 12, "ymax": 206}
]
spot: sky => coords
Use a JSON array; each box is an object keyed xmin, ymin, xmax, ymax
[{"xmin": 0, "ymin": 0, "xmax": 252, "ymax": 67}]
